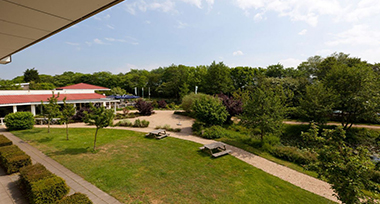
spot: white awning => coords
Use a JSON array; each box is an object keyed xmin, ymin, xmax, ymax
[{"xmin": 0, "ymin": 0, "xmax": 124, "ymax": 62}]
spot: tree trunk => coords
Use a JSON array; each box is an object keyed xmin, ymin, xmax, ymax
[
  {"xmin": 66, "ymin": 121, "xmax": 69, "ymax": 140},
  {"xmin": 48, "ymin": 119, "xmax": 50, "ymax": 133},
  {"xmin": 93, "ymin": 128, "xmax": 99, "ymax": 151}
]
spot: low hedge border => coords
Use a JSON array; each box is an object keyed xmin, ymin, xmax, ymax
[
  {"xmin": 56, "ymin": 193, "xmax": 93, "ymax": 204},
  {"xmin": 0, "ymin": 145, "xmax": 31, "ymax": 174},
  {"xmin": 20, "ymin": 163, "xmax": 69, "ymax": 204},
  {"xmin": 0, "ymin": 134, "xmax": 12, "ymax": 147}
]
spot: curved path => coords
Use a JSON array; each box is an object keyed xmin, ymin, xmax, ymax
[{"xmin": 2, "ymin": 111, "xmax": 339, "ymax": 203}]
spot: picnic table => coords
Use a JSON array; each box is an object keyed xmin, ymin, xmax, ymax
[
  {"xmin": 145, "ymin": 129, "xmax": 169, "ymax": 139},
  {"xmin": 199, "ymin": 142, "xmax": 232, "ymax": 158}
]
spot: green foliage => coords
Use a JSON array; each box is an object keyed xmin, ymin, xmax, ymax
[
  {"xmin": 0, "ymin": 145, "xmax": 31, "ymax": 174},
  {"xmin": 181, "ymin": 93, "xmax": 208, "ymax": 112},
  {"xmin": 191, "ymin": 120, "xmax": 205, "ymax": 135},
  {"xmin": 84, "ymin": 104, "xmax": 114, "ymax": 151},
  {"xmin": 24, "ymin": 68, "xmax": 40, "ymax": 83},
  {"xmin": 303, "ymin": 126, "xmax": 377, "ymax": 204},
  {"xmin": 323, "ymin": 59, "xmax": 379, "ymax": 129},
  {"xmin": 240, "ymin": 80, "xmax": 287, "ymax": 142},
  {"xmin": 0, "ymin": 80, "xmax": 22, "ymax": 90},
  {"xmin": 298, "ymin": 82, "xmax": 336, "ymax": 125},
  {"xmin": 56, "ymin": 193, "xmax": 93, "ymax": 204},
  {"xmin": 132, "ymin": 119, "xmax": 149, "ymax": 127},
  {"xmin": 29, "ymin": 82, "xmax": 55, "ymax": 90},
  {"xmin": 155, "ymin": 124, "xmax": 181, "ymax": 132},
  {"xmin": 0, "ymin": 134, "xmax": 12, "ymax": 147},
  {"xmin": 61, "ymin": 98, "xmax": 76, "ymax": 140},
  {"xmin": 19, "ymin": 163, "xmax": 69, "ymax": 204},
  {"xmin": 116, "ymin": 119, "xmax": 132, "ymax": 127},
  {"xmin": 271, "ymin": 146, "xmax": 317, "ymax": 166},
  {"xmin": 4, "ymin": 112, "xmax": 34, "ymax": 130},
  {"xmin": 203, "ymin": 61, "xmax": 234, "ymax": 94},
  {"xmin": 42, "ymin": 92, "xmax": 61, "ymax": 133},
  {"xmin": 201, "ymin": 126, "xmax": 227, "ymax": 139},
  {"xmin": 110, "ymin": 86, "xmax": 126, "ymax": 96},
  {"xmin": 192, "ymin": 94, "xmax": 228, "ymax": 126}
]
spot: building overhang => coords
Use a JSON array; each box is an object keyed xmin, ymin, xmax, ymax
[{"xmin": 0, "ymin": 0, "xmax": 124, "ymax": 63}]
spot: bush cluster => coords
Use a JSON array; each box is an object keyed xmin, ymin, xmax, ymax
[
  {"xmin": 115, "ymin": 119, "xmax": 149, "ymax": 128},
  {"xmin": 271, "ymin": 146, "xmax": 317, "ymax": 165},
  {"xmin": 0, "ymin": 134, "xmax": 12, "ymax": 147},
  {"xmin": 0, "ymin": 145, "xmax": 31, "ymax": 174},
  {"xmin": 56, "ymin": 193, "xmax": 92, "ymax": 204},
  {"xmin": 4, "ymin": 112, "xmax": 34, "ymax": 130},
  {"xmin": 115, "ymin": 112, "xmax": 139, "ymax": 120},
  {"xmin": 201, "ymin": 126, "xmax": 228, "ymax": 139},
  {"xmin": 19, "ymin": 163, "xmax": 69, "ymax": 204},
  {"xmin": 157, "ymin": 100, "xmax": 167, "ymax": 109},
  {"xmin": 155, "ymin": 124, "xmax": 181, "ymax": 132},
  {"xmin": 135, "ymin": 100, "xmax": 154, "ymax": 116}
]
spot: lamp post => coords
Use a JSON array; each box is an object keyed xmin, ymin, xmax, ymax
[{"xmin": 195, "ymin": 86, "xmax": 198, "ymax": 94}]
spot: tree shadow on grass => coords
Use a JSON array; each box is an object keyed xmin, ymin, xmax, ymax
[
  {"xmin": 47, "ymin": 147, "xmax": 90, "ymax": 156},
  {"xmin": 37, "ymin": 137, "xmax": 54, "ymax": 143}
]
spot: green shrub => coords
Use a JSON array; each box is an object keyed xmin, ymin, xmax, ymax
[
  {"xmin": 133, "ymin": 119, "xmax": 141, "ymax": 127},
  {"xmin": 181, "ymin": 93, "xmax": 208, "ymax": 112},
  {"xmin": 56, "ymin": 193, "xmax": 92, "ymax": 204},
  {"xmin": 4, "ymin": 112, "xmax": 34, "ymax": 130},
  {"xmin": 369, "ymin": 170, "xmax": 380, "ymax": 184},
  {"xmin": 271, "ymin": 146, "xmax": 317, "ymax": 165},
  {"xmin": 141, "ymin": 120, "xmax": 149, "ymax": 127},
  {"xmin": 116, "ymin": 120, "xmax": 132, "ymax": 127},
  {"xmin": 192, "ymin": 95, "xmax": 228, "ymax": 126},
  {"xmin": 0, "ymin": 145, "xmax": 31, "ymax": 174},
  {"xmin": 0, "ymin": 134, "xmax": 12, "ymax": 147},
  {"xmin": 201, "ymin": 126, "xmax": 227, "ymax": 139},
  {"xmin": 20, "ymin": 163, "xmax": 69, "ymax": 204},
  {"xmin": 192, "ymin": 121, "xmax": 205, "ymax": 136}
]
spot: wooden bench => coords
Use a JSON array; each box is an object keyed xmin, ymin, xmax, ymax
[{"xmin": 212, "ymin": 150, "xmax": 232, "ymax": 158}]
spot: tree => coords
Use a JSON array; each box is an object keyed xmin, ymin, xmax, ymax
[
  {"xmin": 41, "ymin": 92, "xmax": 61, "ymax": 133},
  {"xmin": 29, "ymin": 82, "xmax": 55, "ymax": 90},
  {"xmin": 240, "ymin": 81, "xmax": 287, "ymax": 142},
  {"xmin": 84, "ymin": 104, "xmax": 114, "ymax": 151},
  {"xmin": 203, "ymin": 61, "xmax": 234, "ymax": 95},
  {"xmin": 301, "ymin": 126, "xmax": 376, "ymax": 204},
  {"xmin": 24, "ymin": 68, "xmax": 40, "ymax": 83},
  {"xmin": 192, "ymin": 94, "xmax": 228, "ymax": 126},
  {"xmin": 298, "ymin": 82, "xmax": 336, "ymax": 125},
  {"xmin": 323, "ymin": 62, "xmax": 380, "ymax": 129},
  {"xmin": 110, "ymin": 87, "xmax": 126, "ymax": 96},
  {"xmin": 61, "ymin": 98, "xmax": 76, "ymax": 140},
  {"xmin": 218, "ymin": 93, "xmax": 243, "ymax": 123}
]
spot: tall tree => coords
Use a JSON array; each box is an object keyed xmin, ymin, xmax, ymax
[
  {"xmin": 84, "ymin": 104, "xmax": 114, "ymax": 151},
  {"xmin": 323, "ymin": 62, "xmax": 380, "ymax": 129},
  {"xmin": 41, "ymin": 92, "xmax": 61, "ymax": 133},
  {"xmin": 302, "ymin": 126, "xmax": 376, "ymax": 204},
  {"xmin": 24, "ymin": 68, "xmax": 40, "ymax": 83},
  {"xmin": 61, "ymin": 98, "xmax": 76, "ymax": 140},
  {"xmin": 240, "ymin": 80, "xmax": 287, "ymax": 142},
  {"xmin": 192, "ymin": 94, "xmax": 228, "ymax": 126},
  {"xmin": 203, "ymin": 61, "xmax": 234, "ymax": 95}
]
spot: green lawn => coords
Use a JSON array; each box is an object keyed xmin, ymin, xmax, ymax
[{"xmin": 12, "ymin": 128, "xmax": 335, "ymax": 204}]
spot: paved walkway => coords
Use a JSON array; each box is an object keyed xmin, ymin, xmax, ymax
[{"xmin": 0, "ymin": 128, "xmax": 121, "ymax": 204}]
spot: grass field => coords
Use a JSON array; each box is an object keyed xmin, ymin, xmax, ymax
[{"xmin": 12, "ymin": 128, "xmax": 335, "ymax": 204}]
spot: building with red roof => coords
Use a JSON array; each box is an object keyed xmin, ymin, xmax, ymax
[{"xmin": 0, "ymin": 83, "xmax": 118, "ymax": 124}]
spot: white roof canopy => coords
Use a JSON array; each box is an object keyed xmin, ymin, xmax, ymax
[{"xmin": 0, "ymin": 0, "xmax": 124, "ymax": 63}]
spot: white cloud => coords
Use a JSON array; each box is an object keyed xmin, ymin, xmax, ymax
[
  {"xmin": 298, "ymin": 29, "xmax": 307, "ymax": 35},
  {"xmin": 106, "ymin": 25, "xmax": 115, "ymax": 30},
  {"xmin": 325, "ymin": 24, "xmax": 380, "ymax": 46},
  {"xmin": 145, "ymin": 20, "xmax": 151, "ymax": 24},
  {"xmin": 341, "ymin": 0, "xmax": 380, "ymax": 22},
  {"xmin": 233, "ymin": 50, "xmax": 244, "ymax": 56},
  {"xmin": 279, "ymin": 58, "xmax": 303, "ymax": 68},
  {"xmin": 94, "ymin": 38, "xmax": 106, "ymax": 45},
  {"xmin": 177, "ymin": 21, "xmax": 188, "ymax": 29},
  {"xmin": 105, "ymin": 36, "xmax": 139, "ymax": 45},
  {"xmin": 93, "ymin": 14, "xmax": 111, "ymax": 21},
  {"xmin": 233, "ymin": 0, "xmax": 342, "ymax": 26},
  {"xmin": 65, "ymin": 42, "xmax": 80, "ymax": 46},
  {"xmin": 124, "ymin": 0, "xmax": 177, "ymax": 15},
  {"xmin": 181, "ymin": 0, "xmax": 202, "ymax": 8}
]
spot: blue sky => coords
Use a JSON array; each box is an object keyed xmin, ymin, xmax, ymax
[{"xmin": 3, "ymin": 0, "xmax": 380, "ymax": 79}]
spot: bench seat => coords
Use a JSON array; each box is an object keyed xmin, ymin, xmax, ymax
[{"xmin": 212, "ymin": 150, "xmax": 232, "ymax": 158}]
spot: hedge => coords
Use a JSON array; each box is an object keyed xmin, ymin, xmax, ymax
[
  {"xmin": 0, "ymin": 145, "xmax": 31, "ymax": 174},
  {"xmin": 271, "ymin": 146, "xmax": 317, "ymax": 165},
  {"xmin": 4, "ymin": 112, "xmax": 34, "ymax": 130},
  {"xmin": 20, "ymin": 163, "xmax": 69, "ymax": 204},
  {"xmin": 0, "ymin": 134, "xmax": 12, "ymax": 147},
  {"xmin": 56, "ymin": 193, "xmax": 93, "ymax": 204}
]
